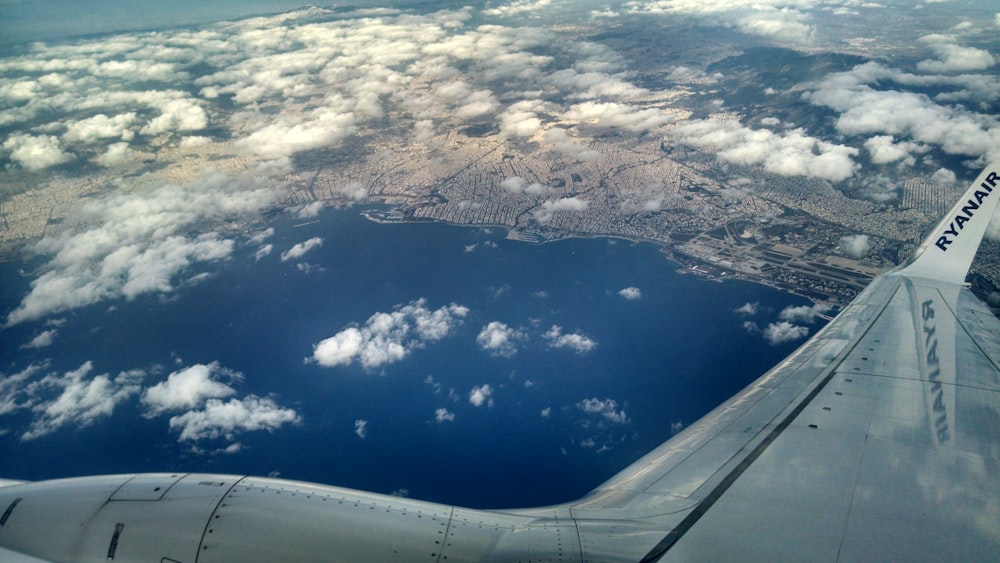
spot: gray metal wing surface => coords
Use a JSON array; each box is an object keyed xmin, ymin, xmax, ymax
[
  {"xmin": 517, "ymin": 163, "xmax": 1000, "ymax": 560},
  {"xmin": 0, "ymin": 164, "xmax": 998, "ymax": 562}
]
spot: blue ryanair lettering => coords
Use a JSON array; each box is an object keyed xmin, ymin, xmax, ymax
[
  {"xmin": 921, "ymin": 299, "xmax": 949, "ymax": 443},
  {"xmin": 934, "ymin": 170, "xmax": 997, "ymax": 251}
]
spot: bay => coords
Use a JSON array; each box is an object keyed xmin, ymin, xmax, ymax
[{"xmin": 0, "ymin": 205, "xmax": 820, "ymax": 508}]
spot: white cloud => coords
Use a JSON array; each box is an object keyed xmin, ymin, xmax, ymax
[
  {"xmin": 95, "ymin": 142, "xmax": 132, "ymax": 166},
  {"xmin": 63, "ymin": 113, "xmax": 136, "ymax": 143},
  {"xmin": 297, "ymin": 201, "xmax": 324, "ymax": 218},
  {"xmin": 235, "ymin": 110, "xmax": 357, "ymax": 158},
  {"xmin": 3, "ymin": 134, "xmax": 72, "ymax": 170},
  {"xmin": 179, "ymin": 136, "xmax": 212, "ymax": 148},
  {"xmin": 354, "ymin": 418, "xmax": 368, "ymax": 438},
  {"xmin": 500, "ymin": 176, "xmax": 527, "ymax": 193},
  {"xmin": 255, "ymin": 244, "xmax": 273, "ymax": 261},
  {"xmin": 21, "ymin": 329, "xmax": 57, "ymax": 349},
  {"xmin": 930, "ymin": 167, "xmax": 956, "ymax": 186},
  {"xmin": 249, "ymin": 228, "xmax": 275, "ymax": 244},
  {"xmin": 670, "ymin": 118, "xmax": 859, "ymax": 182},
  {"xmin": 476, "ymin": 321, "xmax": 525, "ymax": 357},
  {"xmin": 498, "ymin": 100, "xmax": 546, "ymax": 137},
  {"xmin": 469, "ymin": 384, "xmax": 493, "ymax": 407},
  {"xmin": 141, "ymin": 362, "xmax": 238, "ymax": 417},
  {"xmin": 916, "ymin": 35, "xmax": 996, "ymax": 73},
  {"xmin": 22, "ymin": 362, "xmax": 145, "ymax": 440},
  {"xmin": 483, "ymin": 0, "xmax": 552, "ymax": 16},
  {"xmin": 625, "ymin": 0, "xmax": 821, "ymax": 43},
  {"xmin": 543, "ymin": 325, "xmax": 597, "ymax": 354},
  {"xmin": 5, "ymin": 169, "xmax": 277, "ymax": 326},
  {"xmin": 779, "ymin": 303, "xmax": 832, "ymax": 324},
  {"xmin": 310, "ymin": 299, "xmax": 469, "ymax": 370},
  {"xmin": 533, "ymin": 197, "xmax": 590, "ymax": 224},
  {"xmin": 838, "ymin": 234, "xmax": 871, "ymax": 259},
  {"xmin": 734, "ymin": 302, "xmax": 759, "ymax": 316},
  {"xmin": 618, "ymin": 287, "xmax": 641, "ymax": 300},
  {"xmin": 281, "ymin": 237, "xmax": 323, "ymax": 261},
  {"xmin": 0, "ymin": 364, "xmax": 47, "ymax": 416},
  {"xmin": 434, "ymin": 408, "xmax": 455, "ymax": 422},
  {"xmin": 564, "ymin": 101, "xmax": 675, "ymax": 132},
  {"xmin": 577, "ymin": 397, "xmax": 628, "ymax": 424},
  {"xmin": 863, "ymin": 135, "xmax": 921, "ymax": 164},
  {"xmin": 168, "ymin": 396, "xmax": 300, "ymax": 442},
  {"xmin": 139, "ymin": 98, "xmax": 208, "ymax": 135},
  {"xmin": 763, "ymin": 321, "xmax": 809, "ymax": 345},
  {"xmin": 803, "ymin": 62, "xmax": 1000, "ymax": 162},
  {"xmin": 540, "ymin": 407, "xmax": 551, "ymax": 417}
]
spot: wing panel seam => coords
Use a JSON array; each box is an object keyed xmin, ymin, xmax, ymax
[{"xmin": 639, "ymin": 282, "xmax": 901, "ymax": 562}]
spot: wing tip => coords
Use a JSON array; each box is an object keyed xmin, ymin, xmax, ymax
[{"xmin": 898, "ymin": 162, "xmax": 1000, "ymax": 284}]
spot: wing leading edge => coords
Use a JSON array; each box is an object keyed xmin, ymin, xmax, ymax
[{"xmin": 0, "ymin": 164, "xmax": 998, "ymax": 562}]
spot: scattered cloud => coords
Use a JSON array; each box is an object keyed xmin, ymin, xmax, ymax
[
  {"xmin": 838, "ymin": 234, "xmax": 871, "ymax": 259},
  {"xmin": 4, "ymin": 168, "xmax": 277, "ymax": 326},
  {"xmin": 168, "ymin": 396, "xmax": 300, "ymax": 442},
  {"xmin": 310, "ymin": 299, "xmax": 469, "ymax": 370},
  {"xmin": 669, "ymin": 118, "xmax": 859, "ymax": 182},
  {"xmin": 779, "ymin": 303, "xmax": 831, "ymax": 324},
  {"xmin": 21, "ymin": 329, "xmax": 57, "ymax": 349},
  {"xmin": 469, "ymin": 384, "xmax": 493, "ymax": 407},
  {"xmin": 281, "ymin": 237, "xmax": 323, "ymax": 262},
  {"xmin": 354, "ymin": 418, "xmax": 368, "ymax": 438},
  {"xmin": 255, "ymin": 244, "xmax": 274, "ymax": 261},
  {"xmin": 618, "ymin": 286, "xmax": 641, "ymax": 300},
  {"xmin": 483, "ymin": 0, "xmax": 552, "ymax": 17},
  {"xmin": 863, "ymin": 135, "xmax": 922, "ymax": 165},
  {"xmin": 930, "ymin": 167, "xmax": 956, "ymax": 186},
  {"xmin": 476, "ymin": 321, "xmax": 526, "ymax": 357},
  {"xmin": 763, "ymin": 321, "xmax": 809, "ymax": 345},
  {"xmin": 533, "ymin": 197, "xmax": 590, "ymax": 224},
  {"xmin": 625, "ymin": 0, "xmax": 821, "ymax": 43},
  {"xmin": 734, "ymin": 302, "xmax": 759, "ymax": 316},
  {"xmin": 434, "ymin": 408, "xmax": 455, "ymax": 422},
  {"xmin": 140, "ymin": 362, "xmax": 239, "ymax": 417},
  {"xmin": 564, "ymin": 101, "xmax": 675, "ymax": 132},
  {"xmin": 95, "ymin": 142, "xmax": 133, "ymax": 166},
  {"xmin": 249, "ymin": 228, "xmax": 275, "ymax": 244},
  {"xmin": 297, "ymin": 201, "xmax": 324, "ymax": 218},
  {"xmin": 803, "ymin": 62, "xmax": 1000, "ymax": 163},
  {"xmin": 3, "ymin": 134, "xmax": 72, "ymax": 170},
  {"xmin": 577, "ymin": 397, "xmax": 628, "ymax": 424},
  {"xmin": 543, "ymin": 325, "xmax": 597, "ymax": 354},
  {"xmin": 21, "ymin": 362, "xmax": 145, "ymax": 440},
  {"xmin": 63, "ymin": 113, "xmax": 136, "ymax": 144},
  {"xmin": 916, "ymin": 34, "xmax": 996, "ymax": 73},
  {"xmin": 540, "ymin": 407, "xmax": 551, "ymax": 417}
]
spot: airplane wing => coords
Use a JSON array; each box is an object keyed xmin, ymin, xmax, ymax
[
  {"xmin": 528, "ymin": 163, "xmax": 1000, "ymax": 561},
  {"xmin": 0, "ymin": 165, "xmax": 998, "ymax": 562}
]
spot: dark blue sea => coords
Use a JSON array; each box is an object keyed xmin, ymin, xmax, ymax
[{"xmin": 0, "ymin": 206, "xmax": 818, "ymax": 508}]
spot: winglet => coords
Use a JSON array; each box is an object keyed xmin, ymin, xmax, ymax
[{"xmin": 898, "ymin": 163, "xmax": 1000, "ymax": 284}]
